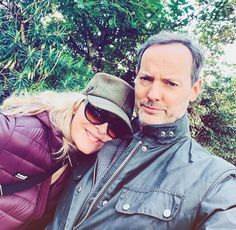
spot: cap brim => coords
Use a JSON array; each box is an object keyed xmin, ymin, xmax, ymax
[{"xmin": 87, "ymin": 95, "xmax": 132, "ymax": 133}]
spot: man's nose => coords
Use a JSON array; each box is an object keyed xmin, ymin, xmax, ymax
[{"xmin": 147, "ymin": 82, "xmax": 162, "ymax": 101}]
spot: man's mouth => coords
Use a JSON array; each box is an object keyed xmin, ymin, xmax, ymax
[{"xmin": 142, "ymin": 103, "xmax": 166, "ymax": 113}]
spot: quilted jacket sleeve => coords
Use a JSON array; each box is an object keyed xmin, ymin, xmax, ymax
[{"xmin": 0, "ymin": 113, "xmax": 56, "ymax": 229}]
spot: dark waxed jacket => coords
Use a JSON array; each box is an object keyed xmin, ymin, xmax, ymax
[
  {"xmin": 47, "ymin": 114, "xmax": 236, "ymax": 230},
  {"xmin": 0, "ymin": 112, "xmax": 68, "ymax": 230}
]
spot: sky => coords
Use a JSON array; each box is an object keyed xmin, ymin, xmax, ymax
[{"xmin": 223, "ymin": 42, "xmax": 236, "ymax": 64}]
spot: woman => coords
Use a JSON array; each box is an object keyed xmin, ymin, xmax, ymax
[{"xmin": 0, "ymin": 73, "xmax": 134, "ymax": 230}]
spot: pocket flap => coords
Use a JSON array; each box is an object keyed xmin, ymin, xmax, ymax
[{"xmin": 115, "ymin": 187, "xmax": 183, "ymax": 221}]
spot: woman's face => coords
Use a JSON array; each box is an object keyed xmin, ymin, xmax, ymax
[{"xmin": 71, "ymin": 101, "xmax": 113, "ymax": 155}]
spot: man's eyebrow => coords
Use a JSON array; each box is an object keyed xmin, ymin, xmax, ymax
[
  {"xmin": 138, "ymin": 72, "xmax": 153, "ymax": 78},
  {"xmin": 163, "ymin": 77, "xmax": 182, "ymax": 85}
]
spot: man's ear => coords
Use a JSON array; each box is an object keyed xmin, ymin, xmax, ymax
[{"xmin": 190, "ymin": 79, "xmax": 202, "ymax": 102}]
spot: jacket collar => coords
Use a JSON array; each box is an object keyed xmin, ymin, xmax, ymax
[{"xmin": 137, "ymin": 113, "xmax": 190, "ymax": 144}]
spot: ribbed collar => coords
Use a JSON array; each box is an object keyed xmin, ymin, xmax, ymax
[{"xmin": 136, "ymin": 113, "xmax": 190, "ymax": 144}]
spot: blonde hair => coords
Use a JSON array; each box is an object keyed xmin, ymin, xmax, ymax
[{"xmin": 1, "ymin": 91, "xmax": 86, "ymax": 159}]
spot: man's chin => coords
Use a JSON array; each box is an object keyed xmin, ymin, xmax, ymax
[
  {"xmin": 138, "ymin": 116, "xmax": 161, "ymax": 126},
  {"xmin": 138, "ymin": 114, "xmax": 172, "ymax": 126},
  {"xmin": 138, "ymin": 110, "xmax": 164, "ymax": 125}
]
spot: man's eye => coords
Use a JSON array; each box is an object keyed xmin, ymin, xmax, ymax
[
  {"xmin": 140, "ymin": 76, "xmax": 153, "ymax": 81},
  {"xmin": 166, "ymin": 81, "xmax": 178, "ymax": 87}
]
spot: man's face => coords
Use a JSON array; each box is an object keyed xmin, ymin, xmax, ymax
[{"xmin": 134, "ymin": 43, "xmax": 201, "ymax": 126}]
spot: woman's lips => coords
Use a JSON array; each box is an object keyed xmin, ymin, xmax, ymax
[{"xmin": 86, "ymin": 130, "xmax": 103, "ymax": 142}]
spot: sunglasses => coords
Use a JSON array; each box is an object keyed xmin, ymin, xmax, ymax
[{"xmin": 84, "ymin": 100, "xmax": 130, "ymax": 139}]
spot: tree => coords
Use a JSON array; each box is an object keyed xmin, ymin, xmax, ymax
[
  {"xmin": 189, "ymin": 68, "xmax": 236, "ymax": 164},
  {"xmin": 186, "ymin": 0, "xmax": 236, "ymax": 164},
  {"xmin": 57, "ymin": 0, "xmax": 198, "ymax": 83},
  {"xmin": 2, "ymin": 0, "xmax": 234, "ymax": 89},
  {"xmin": 0, "ymin": 0, "xmax": 93, "ymax": 102}
]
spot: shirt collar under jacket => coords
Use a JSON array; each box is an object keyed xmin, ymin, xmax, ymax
[{"xmin": 137, "ymin": 113, "xmax": 190, "ymax": 145}]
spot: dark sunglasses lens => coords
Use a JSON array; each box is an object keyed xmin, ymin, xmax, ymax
[
  {"xmin": 85, "ymin": 101, "xmax": 131, "ymax": 139},
  {"xmin": 85, "ymin": 103, "xmax": 105, "ymax": 125},
  {"xmin": 108, "ymin": 120, "xmax": 130, "ymax": 138}
]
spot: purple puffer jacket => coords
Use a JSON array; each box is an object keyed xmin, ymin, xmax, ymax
[{"xmin": 0, "ymin": 111, "xmax": 66, "ymax": 230}]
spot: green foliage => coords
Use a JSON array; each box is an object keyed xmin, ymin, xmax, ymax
[
  {"xmin": 187, "ymin": 0, "xmax": 236, "ymax": 164},
  {"xmin": 0, "ymin": 0, "xmax": 93, "ymax": 102},
  {"xmin": 195, "ymin": 0, "xmax": 236, "ymax": 54},
  {"xmin": 189, "ymin": 70, "xmax": 236, "ymax": 164},
  {"xmin": 57, "ymin": 0, "xmax": 194, "ymax": 83}
]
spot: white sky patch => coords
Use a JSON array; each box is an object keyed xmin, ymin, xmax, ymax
[{"xmin": 223, "ymin": 41, "xmax": 236, "ymax": 64}]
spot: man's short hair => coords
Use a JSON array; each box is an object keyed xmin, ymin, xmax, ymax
[{"xmin": 136, "ymin": 31, "xmax": 204, "ymax": 85}]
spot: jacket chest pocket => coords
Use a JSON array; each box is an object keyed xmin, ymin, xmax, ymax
[{"xmin": 115, "ymin": 187, "xmax": 183, "ymax": 222}]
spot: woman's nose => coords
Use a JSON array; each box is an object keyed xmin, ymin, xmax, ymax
[{"xmin": 96, "ymin": 123, "xmax": 109, "ymax": 135}]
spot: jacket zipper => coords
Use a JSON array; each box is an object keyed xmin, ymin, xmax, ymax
[{"xmin": 73, "ymin": 140, "xmax": 142, "ymax": 229}]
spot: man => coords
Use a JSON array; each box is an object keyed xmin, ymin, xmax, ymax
[{"xmin": 47, "ymin": 31, "xmax": 236, "ymax": 229}]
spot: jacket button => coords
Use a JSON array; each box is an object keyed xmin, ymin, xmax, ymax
[
  {"xmin": 163, "ymin": 209, "xmax": 171, "ymax": 218},
  {"xmin": 102, "ymin": 200, "xmax": 108, "ymax": 206},
  {"xmin": 160, "ymin": 131, "xmax": 166, "ymax": 136},
  {"xmin": 75, "ymin": 174, "xmax": 82, "ymax": 180},
  {"xmin": 122, "ymin": 203, "xmax": 130, "ymax": 211},
  {"xmin": 169, "ymin": 131, "xmax": 174, "ymax": 136},
  {"xmin": 141, "ymin": 146, "xmax": 147, "ymax": 152},
  {"xmin": 76, "ymin": 186, "xmax": 82, "ymax": 193}
]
